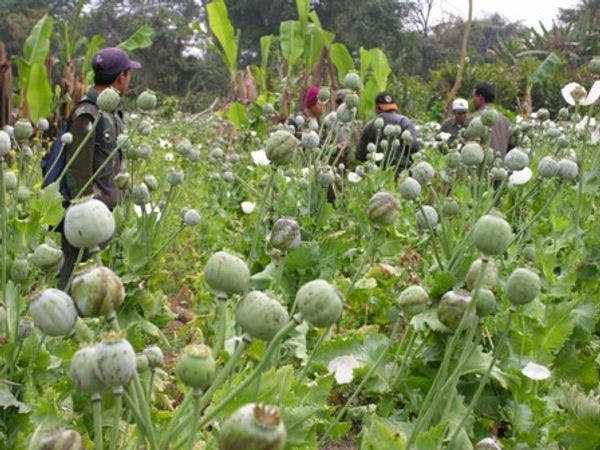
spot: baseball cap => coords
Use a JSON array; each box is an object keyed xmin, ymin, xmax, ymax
[
  {"xmin": 452, "ymin": 98, "xmax": 469, "ymax": 112},
  {"xmin": 92, "ymin": 47, "xmax": 142, "ymax": 76},
  {"xmin": 375, "ymin": 91, "xmax": 397, "ymax": 111}
]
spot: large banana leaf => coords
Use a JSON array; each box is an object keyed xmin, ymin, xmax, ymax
[
  {"xmin": 280, "ymin": 20, "xmax": 304, "ymax": 68},
  {"xmin": 367, "ymin": 48, "xmax": 390, "ymax": 92},
  {"xmin": 27, "ymin": 64, "xmax": 53, "ymax": 123},
  {"xmin": 530, "ymin": 52, "xmax": 562, "ymax": 86},
  {"xmin": 330, "ymin": 43, "xmax": 354, "ymax": 84},
  {"xmin": 23, "ymin": 13, "xmax": 53, "ymax": 64},
  {"xmin": 207, "ymin": 0, "xmax": 238, "ymax": 76},
  {"xmin": 118, "ymin": 25, "xmax": 153, "ymax": 53},
  {"xmin": 304, "ymin": 23, "xmax": 325, "ymax": 72},
  {"xmin": 296, "ymin": 0, "xmax": 309, "ymax": 35}
]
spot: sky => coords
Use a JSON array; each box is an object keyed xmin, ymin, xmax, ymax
[{"xmin": 432, "ymin": 0, "xmax": 581, "ymax": 30}]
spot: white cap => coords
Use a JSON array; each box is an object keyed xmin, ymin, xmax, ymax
[{"xmin": 452, "ymin": 98, "xmax": 469, "ymax": 112}]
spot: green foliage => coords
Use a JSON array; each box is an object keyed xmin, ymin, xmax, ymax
[{"xmin": 207, "ymin": 0, "xmax": 239, "ymax": 78}]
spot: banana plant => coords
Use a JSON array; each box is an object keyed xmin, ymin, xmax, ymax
[
  {"xmin": 206, "ymin": 0, "xmax": 240, "ymax": 81},
  {"xmin": 14, "ymin": 14, "xmax": 54, "ymax": 122}
]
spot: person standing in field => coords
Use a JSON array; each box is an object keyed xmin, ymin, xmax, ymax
[
  {"xmin": 471, "ymin": 82, "xmax": 513, "ymax": 157},
  {"xmin": 440, "ymin": 98, "xmax": 470, "ymax": 145},
  {"xmin": 58, "ymin": 47, "xmax": 142, "ymax": 289},
  {"xmin": 356, "ymin": 91, "xmax": 421, "ymax": 173}
]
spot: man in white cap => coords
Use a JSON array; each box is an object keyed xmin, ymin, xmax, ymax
[{"xmin": 441, "ymin": 98, "xmax": 470, "ymax": 145}]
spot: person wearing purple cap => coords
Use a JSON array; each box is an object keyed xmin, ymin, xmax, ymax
[{"xmin": 57, "ymin": 47, "xmax": 142, "ymax": 289}]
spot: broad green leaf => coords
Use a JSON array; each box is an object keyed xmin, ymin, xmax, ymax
[
  {"xmin": 360, "ymin": 414, "xmax": 406, "ymax": 449},
  {"xmin": 24, "ymin": 14, "xmax": 54, "ymax": 64},
  {"xmin": 280, "ymin": 20, "xmax": 304, "ymax": 67},
  {"xmin": 537, "ymin": 302, "xmax": 575, "ymax": 356},
  {"xmin": 227, "ymin": 102, "xmax": 248, "ymax": 127},
  {"xmin": 415, "ymin": 422, "xmax": 446, "ymax": 450},
  {"xmin": 26, "ymin": 63, "xmax": 52, "ymax": 122},
  {"xmin": 359, "ymin": 47, "xmax": 371, "ymax": 81},
  {"xmin": 330, "ymin": 43, "xmax": 354, "ymax": 84},
  {"xmin": 207, "ymin": 0, "xmax": 238, "ymax": 75},
  {"xmin": 359, "ymin": 77, "xmax": 379, "ymax": 121},
  {"xmin": 367, "ymin": 48, "xmax": 390, "ymax": 92},
  {"xmin": 0, "ymin": 386, "xmax": 30, "ymax": 413},
  {"xmin": 530, "ymin": 52, "xmax": 561, "ymax": 85},
  {"xmin": 410, "ymin": 309, "xmax": 449, "ymax": 333},
  {"xmin": 30, "ymin": 182, "xmax": 65, "ymax": 226},
  {"xmin": 460, "ymin": 346, "xmax": 510, "ymax": 388},
  {"xmin": 296, "ymin": 0, "xmax": 309, "ymax": 34},
  {"xmin": 118, "ymin": 24, "xmax": 153, "ymax": 52},
  {"xmin": 83, "ymin": 35, "xmax": 106, "ymax": 84},
  {"xmin": 304, "ymin": 23, "xmax": 325, "ymax": 71},
  {"xmin": 260, "ymin": 35, "xmax": 274, "ymax": 73},
  {"xmin": 286, "ymin": 241, "xmax": 320, "ymax": 270}
]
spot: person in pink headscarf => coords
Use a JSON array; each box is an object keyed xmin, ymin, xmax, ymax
[{"xmin": 304, "ymin": 85, "xmax": 322, "ymax": 119}]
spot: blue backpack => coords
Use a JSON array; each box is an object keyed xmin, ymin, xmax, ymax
[{"xmin": 41, "ymin": 99, "xmax": 99, "ymax": 202}]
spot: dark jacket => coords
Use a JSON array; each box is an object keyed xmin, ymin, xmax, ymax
[
  {"xmin": 357, "ymin": 110, "xmax": 421, "ymax": 170},
  {"xmin": 65, "ymin": 86, "xmax": 124, "ymax": 209}
]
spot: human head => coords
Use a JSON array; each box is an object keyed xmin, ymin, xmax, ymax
[
  {"xmin": 452, "ymin": 98, "xmax": 469, "ymax": 124},
  {"xmin": 472, "ymin": 83, "xmax": 495, "ymax": 110},
  {"xmin": 92, "ymin": 47, "xmax": 142, "ymax": 94},
  {"xmin": 375, "ymin": 91, "xmax": 397, "ymax": 112},
  {"xmin": 335, "ymin": 89, "xmax": 349, "ymax": 106},
  {"xmin": 304, "ymin": 86, "xmax": 322, "ymax": 116}
]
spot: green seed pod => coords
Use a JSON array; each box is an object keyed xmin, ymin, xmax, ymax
[
  {"xmin": 114, "ymin": 172, "xmax": 132, "ymax": 190},
  {"xmin": 210, "ymin": 147, "xmax": 224, "ymax": 159},
  {"xmin": 336, "ymin": 104, "xmax": 354, "ymax": 123},
  {"xmin": 16, "ymin": 185, "xmax": 31, "ymax": 202},
  {"xmin": 69, "ymin": 346, "xmax": 107, "ymax": 393},
  {"xmin": 64, "ymin": 198, "xmax": 115, "ymax": 249},
  {"xmin": 504, "ymin": 149, "xmax": 529, "ymax": 171},
  {"xmin": 132, "ymin": 183, "xmax": 151, "ymax": 205},
  {"xmin": 343, "ymin": 72, "xmax": 361, "ymax": 91},
  {"xmin": 466, "ymin": 117, "xmax": 487, "ymax": 139},
  {"xmin": 344, "ymin": 93, "xmax": 359, "ymax": 108},
  {"xmin": 473, "ymin": 288, "xmax": 497, "ymax": 317},
  {"xmin": 401, "ymin": 129, "xmax": 413, "ymax": 143},
  {"xmin": 557, "ymin": 159, "xmax": 578, "ymax": 181},
  {"xmin": 143, "ymin": 345, "xmax": 164, "ymax": 369},
  {"xmin": 445, "ymin": 151, "xmax": 462, "ymax": 169},
  {"xmin": 183, "ymin": 209, "xmax": 201, "ymax": 226},
  {"xmin": 3, "ymin": 170, "xmax": 17, "ymax": 191},
  {"xmin": 396, "ymin": 285, "xmax": 429, "ymax": 316},
  {"xmin": 590, "ymin": 57, "xmax": 600, "ymax": 75},
  {"xmin": 0, "ymin": 130, "xmax": 11, "ymax": 155},
  {"xmin": 14, "ymin": 119, "xmax": 33, "ymax": 141},
  {"xmin": 441, "ymin": 198, "xmax": 460, "ymax": 217},
  {"xmin": 295, "ymin": 279, "xmax": 343, "ymax": 328},
  {"xmin": 490, "ymin": 167, "xmax": 507, "ymax": 181},
  {"xmin": 236, "ymin": 291, "xmax": 289, "ymax": 341},
  {"xmin": 466, "ymin": 258, "xmax": 498, "ymax": 290},
  {"xmin": 544, "ymin": 127, "xmax": 560, "ymax": 139},
  {"xmin": 481, "ymin": 108, "xmax": 499, "ymax": 127},
  {"xmin": 416, "ymin": 205, "xmax": 439, "ymax": 229},
  {"xmin": 222, "ymin": 171, "xmax": 235, "ymax": 183},
  {"xmin": 461, "ymin": 142, "xmax": 484, "ymax": 167},
  {"xmin": 374, "ymin": 117, "xmax": 385, "ymax": 130},
  {"xmin": 30, "ymin": 289, "xmax": 78, "ymax": 336},
  {"xmin": 265, "ymin": 130, "xmax": 298, "ymax": 166},
  {"xmin": 97, "ymin": 87, "xmax": 120, "ymax": 113},
  {"xmin": 175, "ymin": 344, "xmax": 216, "ymax": 390},
  {"xmin": 188, "ymin": 148, "xmax": 201, "ymax": 162},
  {"xmin": 505, "ymin": 268, "xmax": 540, "ymax": 305},
  {"xmin": 399, "ymin": 177, "xmax": 421, "ymax": 201},
  {"xmin": 301, "ymin": 130, "xmax": 320, "ymax": 149},
  {"xmin": 175, "ymin": 139, "xmax": 192, "ymax": 156},
  {"xmin": 143, "ymin": 174, "xmax": 159, "ymax": 192},
  {"xmin": 538, "ymin": 156, "xmax": 559, "ymax": 178},
  {"xmin": 536, "ymin": 108, "xmax": 550, "ymax": 122},
  {"xmin": 471, "ymin": 214, "xmax": 513, "ymax": 256},
  {"xmin": 71, "ymin": 266, "xmax": 125, "ymax": 317},
  {"xmin": 94, "ymin": 332, "xmax": 137, "ymax": 387},
  {"xmin": 40, "ymin": 429, "xmax": 86, "ymax": 450},
  {"xmin": 136, "ymin": 353, "xmax": 150, "ymax": 373},
  {"xmin": 10, "ymin": 257, "xmax": 30, "ymax": 282},
  {"xmin": 134, "ymin": 143, "xmax": 152, "ymax": 161},
  {"xmin": 317, "ymin": 165, "xmax": 335, "ymax": 187},
  {"xmin": 219, "ymin": 403, "xmax": 286, "ymax": 450},
  {"xmin": 367, "ymin": 192, "xmax": 398, "ymax": 225},
  {"xmin": 204, "ymin": 251, "xmax": 250, "ymax": 295},
  {"xmin": 137, "ymin": 90, "xmax": 157, "ymax": 111},
  {"xmin": 437, "ymin": 289, "xmax": 475, "ymax": 330},
  {"xmin": 18, "ymin": 319, "xmax": 33, "ymax": 338},
  {"xmin": 411, "ymin": 162, "xmax": 435, "ymax": 185},
  {"xmin": 317, "ymin": 88, "xmax": 330, "ymax": 102},
  {"xmin": 166, "ymin": 168, "xmax": 185, "ymax": 186},
  {"xmin": 557, "ymin": 107, "xmax": 570, "ymax": 121},
  {"xmin": 269, "ymin": 218, "xmax": 301, "ymax": 251},
  {"xmin": 30, "ymin": 242, "xmax": 64, "ymax": 272}
]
